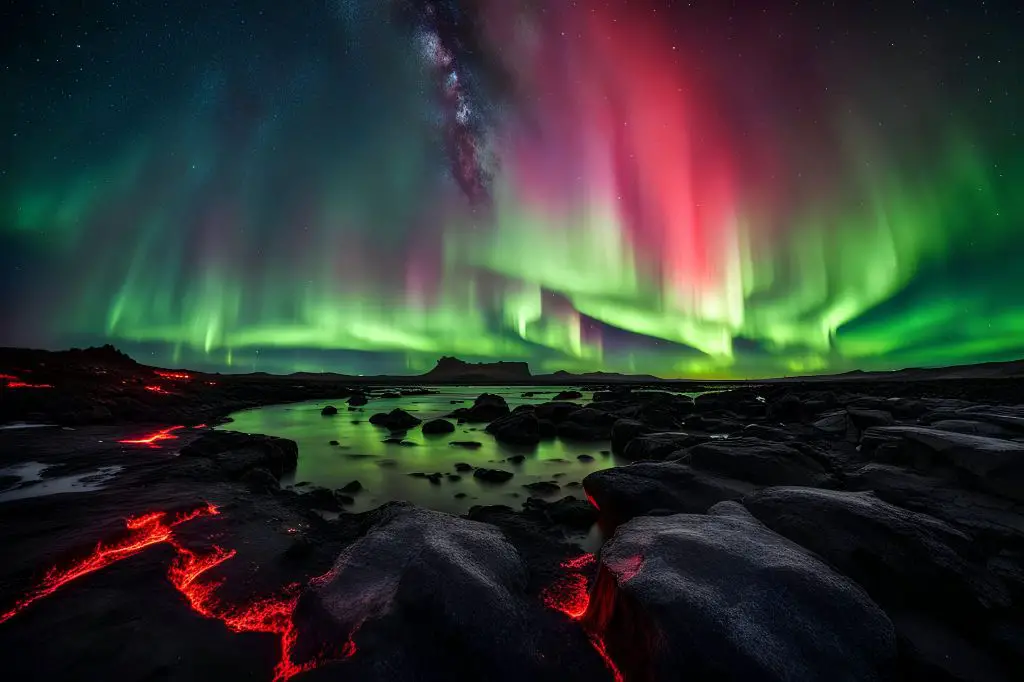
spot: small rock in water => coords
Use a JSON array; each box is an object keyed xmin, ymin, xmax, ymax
[
  {"xmin": 577, "ymin": 454, "xmax": 594, "ymax": 462},
  {"xmin": 321, "ymin": 405, "xmax": 338, "ymax": 416},
  {"xmin": 507, "ymin": 454, "xmax": 526, "ymax": 464},
  {"xmin": 454, "ymin": 492, "xmax": 468, "ymax": 499},
  {"xmin": 450, "ymin": 441, "xmax": 482, "ymax": 449},
  {"xmin": 339, "ymin": 480, "xmax": 362, "ymax": 493},
  {"xmin": 554, "ymin": 390, "xmax": 583, "ymax": 400},
  {"xmin": 328, "ymin": 440, "xmax": 339, "ymax": 446},
  {"xmin": 523, "ymin": 481, "xmax": 561, "ymax": 495},
  {"xmin": 347, "ymin": 392, "xmax": 368, "ymax": 406},
  {"xmin": 422, "ymin": 418, "xmax": 456, "ymax": 435},
  {"xmin": 447, "ymin": 474, "xmax": 462, "ymax": 482},
  {"xmin": 473, "ymin": 468, "xmax": 514, "ymax": 484},
  {"xmin": 454, "ymin": 462, "xmax": 474, "ymax": 472}
]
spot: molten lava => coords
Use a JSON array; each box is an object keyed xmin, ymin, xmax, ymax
[
  {"xmin": 144, "ymin": 385, "xmax": 170, "ymax": 394},
  {"xmin": 0, "ymin": 504, "xmax": 219, "ymax": 625},
  {"xmin": 5, "ymin": 380, "xmax": 53, "ymax": 389},
  {"xmin": 1, "ymin": 501, "xmax": 355, "ymax": 681},
  {"xmin": 154, "ymin": 370, "xmax": 192, "ymax": 380},
  {"xmin": 118, "ymin": 425, "xmax": 184, "ymax": 445},
  {"xmin": 541, "ymin": 552, "xmax": 624, "ymax": 682}
]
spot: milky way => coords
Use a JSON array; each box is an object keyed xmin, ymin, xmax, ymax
[{"xmin": 1, "ymin": 0, "xmax": 1021, "ymax": 376}]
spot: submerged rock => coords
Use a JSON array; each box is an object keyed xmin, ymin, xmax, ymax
[
  {"xmin": 588, "ymin": 503, "xmax": 896, "ymax": 682},
  {"xmin": 554, "ymin": 390, "xmax": 583, "ymax": 400},
  {"xmin": 369, "ymin": 408, "xmax": 422, "ymax": 431},
  {"xmin": 473, "ymin": 468, "xmax": 514, "ymax": 484}
]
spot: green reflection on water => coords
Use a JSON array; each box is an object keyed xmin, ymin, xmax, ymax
[{"xmin": 219, "ymin": 386, "xmax": 646, "ymax": 514}]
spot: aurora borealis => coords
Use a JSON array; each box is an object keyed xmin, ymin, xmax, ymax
[{"xmin": 2, "ymin": 1, "xmax": 1021, "ymax": 377}]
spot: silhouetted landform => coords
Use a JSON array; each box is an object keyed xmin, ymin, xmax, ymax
[
  {"xmin": 422, "ymin": 356, "xmax": 532, "ymax": 381},
  {"xmin": 1, "ymin": 343, "xmax": 1024, "ymax": 680}
]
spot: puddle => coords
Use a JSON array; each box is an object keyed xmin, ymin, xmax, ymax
[{"xmin": 0, "ymin": 463, "xmax": 123, "ymax": 503}]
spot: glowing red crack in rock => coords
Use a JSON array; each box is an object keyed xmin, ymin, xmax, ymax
[
  {"xmin": 119, "ymin": 425, "xmax": 184, "ymax": 446},
  {"xmin": 155, "ymin": 371, "xmax": 192, "ymax": 380},
  {"xmin": 541, "ymin": 552, "xmax": 624, "ymax": 682},
  {"xmin": 0, "ymin": 504, "xmax": 218, "ymax": 624},
  {"xmin": 5, "ymin": 380, "xmax": 53, "ymax": 389},
  {"xmin": 144, "ymin": 385, "xmax": 170, "ymax": 394},
  {"xmin": 0, "ymin": 502, "xmax": 355, "ymax": 681}
]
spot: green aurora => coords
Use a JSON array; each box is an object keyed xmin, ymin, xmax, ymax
[{"xmin": 2, "ymin": 1, "xmax": 1021, "ymax": 377}]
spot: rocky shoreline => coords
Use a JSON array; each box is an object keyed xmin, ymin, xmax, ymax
[{"xmin": 1, "ymin": 352, "xmax": 1023, "ymax": 681}]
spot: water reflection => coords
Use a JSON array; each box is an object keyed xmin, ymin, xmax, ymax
[{"xmin": 220, "ymin": 386, "xmax": 645, "ymax": 514}]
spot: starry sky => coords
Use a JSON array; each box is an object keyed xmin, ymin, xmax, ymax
[{"xmin": 1, "ymin": 0, "xmax": 1021, "ymax": 377}]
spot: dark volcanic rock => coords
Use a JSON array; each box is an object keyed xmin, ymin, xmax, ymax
[
  {"xmin": 861, "ymin": 426, "xmax": 1024, "ymax": 501},
  {"xmin": 302, "ymin": 486, "xmax": 345, "ymax": 511},
  {"xmin": 588, "ymin": 503, "xmax": 896, "ymax": 682},
  {"xmin": 622, "ymin": 431, "xmax": 708, "ymax": 461},
  {"xmin": 179, "ymin": 430, "xmax": 298, "ymax": 479},
  {"xmin": 576, "ymin": 454, "xmax": 594, "ymax": 462},
  {"xmin": 584, "ymin": 461, "xmax": 753, "ymax": 523},
  {"xmin": 292, "ymin": 504, "xmax": 609, "ymax": 681},
  {"xmin": 321, "ymin": 405, "xmax": 338, "ymax": 416},
  {"xmin": 454, "ymin": 462, "xmax": 474, "ymax": 472},
  {"xmin": 533, "ymin": 401, "xmax": 581, "ymax": 423},
  {"xmin": 556, "ymin": 407, "xmax": 617, "ymax": 441},
  {"xmin": 369, "ymin": 408, "xmax": 422, "ymax": 431},
  {"xmin": 610, "ymin": 418, "xmax": 654, "ymax": 454},
  {"xmin": 847, "ymin": 408, "xmax": 895, "ymax": 430},
  {"xmin": 522, "ymin": 495, "xmax": 598, "ymax": 530},
  {"xmin": 743, "ymin": 487, "xmax": 1009, "ymax": 614},
  {"xmin": 450, "ymin": 440, "xmax": 482, "ymax": 449},
  {"xmin": 381, "ymin": 438, "xmax": 418, "ymax": 446},
  {"xmin": 338, "ymin": 480, "xmax": 363, "ymax": 494},
  {"xmin": 421, "ymin": 418, "xmax": 455, "ymax": 435},
  {"xmin": 240, "ymin": 467, "xmax": 279, "ymax": 492},
  {"xmin": 473, "ymin": 468, "xmax": 514, "ymax": 484},
  {"xmin": 683, "ymin": 437, "xmax": 834, "ymax": 487},
  {"xmin": 448, "ymin": 393, "xmax": 511, "ymax": 423},
  {"xmin": 347, "ymin": 392, "xmax": 368, "ymax": 406},
  {"xmin": 486, "ymin": 411, "xmax": 542, "ymax": 445},
  {"xmin": 522, "ymin": 481, "xmax": 560, "ymax": 495},
  {"xmin": 553, "ymin": 390, "xmax": 582, "ymax": 400}
]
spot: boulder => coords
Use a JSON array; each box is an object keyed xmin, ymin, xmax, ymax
[
  {"xmin": 347, "ymin": 392, "xmax": 368, "ymax": 406},
  {"xmin": 369, "ymin": 408, "xmax": 422, "ymax": 430},
  {"xmin": 338, "ymin": 480, "xmax": 362, "ymax": 494},
  {"xmin": 682, "ymin": 437, "xmax": 834, "ymax": 487},
  {"xmin": 583, "ymin": 461, "xmax": 753, "ymax": 523},
  {"xmin": 486, "ymin": 412, "xmax": 542, "ymax": 445},
  {"xmin": 554, "ymin": 390, "xmax": 583, "ymax": 400},
  {"xmin": 473, "ymin": 468, "xmax": 514, "ymax": 484},
  {"xmin": 621, "ymin": 431, "xmax": 707, "ymax": 461},
  {"xmin": 179, "ymin": 430, "xmax": 298, "ymax": 478},
  {"xmin": 321, "ymin": 405, "xmax": 338, "ymax": 416},
  {"xmin": 587, "ymin": 503, "xmax": 896, "ymax": 682},
  {"xmin": 861, "ymin": 426, "xmax": 1024, "ymax": 501},
  {"xmin": 454, "ymin": 462, "xmax": 474, "ymax": 472},
  {"xmin": 740, "ymin": 424, "xmax": 793, "ymax": 441},
  {"xmin": 610, "ymin": 419, "xmax": 654, "ymax": 454},
  {"xmin": 847, "ymin": 408, "xmax": 895, "ymax": 430},
  {"xmin": 743, "ymin": 487, "xmax": 1009, "ymax": 615},
  {"xmin": 522, "ymin": 495, "xmax": 598, "ymax": 530},
  {"xmin": 449, "ymin": 393, "xmax": 511, "ymax": 423},
  {"xmin": 533, "ymin": 401, "xmax": 581, "ymax": 423},
  {"xmin": 291, "ymin": 505, "xmax": 610, "ymax": 680},
  {"xmin": 421, "ymin": 418, "xmax": 455, "ymax": 435},
  {"xmin": 845, "ymin": 464, "xmax": 1024, "ymax": 543}
]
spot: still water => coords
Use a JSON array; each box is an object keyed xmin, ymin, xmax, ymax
[{"xmin": 219, "ymin": 386, "xmax": 630, "ymax": 514}]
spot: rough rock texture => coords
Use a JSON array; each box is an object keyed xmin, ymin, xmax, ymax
[
  {"xmin": 682, "ymin": 437, "xmax": 834, "ymax": 488},
  {"xmin": 621, "ymin": 431, "xmax": 708, "ymax": 461},
  {"xmin": 486, "ymin": 411, "xmax": 542, "ymax": 445},
  {"xmin": 178, "ymin": 430, "xmax": 298, "ymax": 479},
  {"xmin": 448, "ymin": 393, "xmax": 511, "ymax": 423},
  {"xmin": 473, "ymin": 468, "xmax": 514, "ymax": 483},
  {"xmin": 584, "ymin": 461, "xmax": 754, "ymax": 523},
  {"xmin": 294, "ymin": 505, "xmax": 610, "ymax": 682},
  {"xmin": 743, "ymin": 488, "xmax": 1008, "ymax": 614},
  {"xmin": 588, "ymin": 503, "xmax": 897, "ymax": 682},
  {"xmin": 320, "ymin": 405, "xmax": 338, "ymax": 416},
  {"xmin": 861, "ymin": 426, "xmax": 1024, "ymax": 501}
]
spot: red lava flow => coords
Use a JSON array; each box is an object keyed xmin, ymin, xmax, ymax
[
  {"xmin": 144, "ymin": 385, "xmax": 171, "ymax": 394},
  {"xmin": 0, "ymin": 502, "xmax": 355, "ymax": 681},
  {"xmin": 541, "ymin": 553, "xmax": 624, "ymax": 682},
  {"xmin": 154, "ymin": 371, "xmax": 192, "ymax": 380},
  {"xmin": 118, "ymin": 425, "xmax": 185, "ymax": 446}
]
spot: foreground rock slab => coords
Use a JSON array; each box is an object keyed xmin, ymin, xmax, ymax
[{"xmin": 587, "ymin": 502, "xmax": 897, "ymax": 682}]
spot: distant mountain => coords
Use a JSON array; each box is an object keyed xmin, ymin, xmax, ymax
[
  {"xmin": 536, "ymin": 369, "xmax": 661, "ymax": 382},
  {"xmin": 774, "ymin": 359, "xmax": 1024, "ymax": 382},
  {"xmin": 422, "ymin": 356, "xmax": 532, "ymax": 381}
]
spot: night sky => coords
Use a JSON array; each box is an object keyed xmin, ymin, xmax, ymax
[{"xmin": 2, "ymin": 0, "xmax": 1021, "ymax": 377}]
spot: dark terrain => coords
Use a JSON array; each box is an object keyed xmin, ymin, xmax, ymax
[{"xmin": 1, "ymin": 346, "xmax": 1023, "ymax": 681}]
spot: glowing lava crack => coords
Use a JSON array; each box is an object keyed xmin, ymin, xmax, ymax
[
  {"xmin": 541, "ymin": 553, "xmax": 624, "ymax": 682},
  {"xmin": 0, "ymin": 503, "xmax": 354, "ymax": 681}
]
